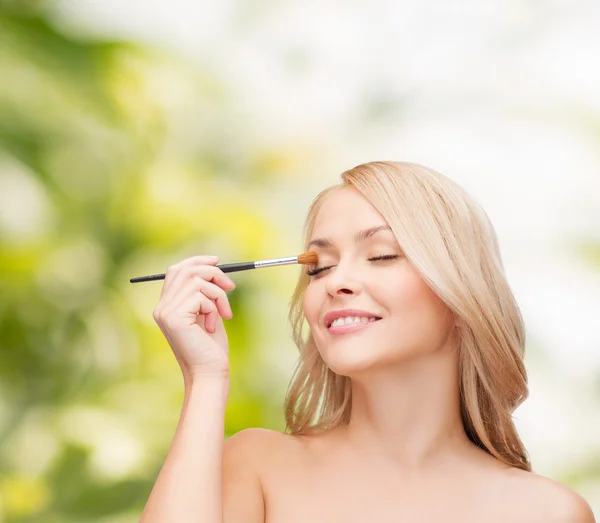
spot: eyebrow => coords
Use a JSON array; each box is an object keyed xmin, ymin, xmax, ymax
[{"xmin": 307, "ymin": 225, "xmax": 394, "ymax": 249}]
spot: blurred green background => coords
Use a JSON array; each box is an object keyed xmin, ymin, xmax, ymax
[
  {"xmin": 0, "ymin": 4, "xmax": 310, "ymax": 521},
  {"xmin": 1, "ymin": 1, "xmax": 599, "ymax": 521}
]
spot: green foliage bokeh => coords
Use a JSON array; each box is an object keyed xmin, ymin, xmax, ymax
[
  {"xmin": 1, "ymin": 3, "xmax": 599, "ymax": 521},
  {"xmin": 0, "ymin": 6, "xmax": 304, "ymax": 521}
]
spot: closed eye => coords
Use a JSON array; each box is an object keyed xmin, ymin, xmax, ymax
[
  {"xmin": 305, "ymin": 254, "xmax": 400, "ymax": 277},
  {"xmin": 305, "ymin": 264, "xmax": 334, "ymax": 277}
]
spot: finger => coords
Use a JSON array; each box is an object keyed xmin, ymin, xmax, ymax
[
  {"xmin": 165, "ymin": 291, "xmax": 219, "ymax": 332},
  {"xmin": 194, "ymin": 294, "xmax": 219, "ymax": 334},
  {"xmin": 204, "ymin": 306, "xmax": 216, "ymax": 334},
  {"xmin": 160, "ymin": 255, "xmax": 220, "ymax": 298},
  {"xmin": 161, "ymin": 264, "xmax": 235, "ymax": 305},
  {"xmin": 188, "ymin": 278, "xmax": 233, "ymax": 319},
  {"xmin": 186, "ymin": 264, "xmax": 236, "ymax": 290},
  {"xmin": 199, "ymin": 311, "xmax": 226, "ymax": 338},
  {"xmin": 167, "ymin": 278, "xmax": 232, "ymax": 330},
  {"xmin": 162, "ymin": 255, "xmax": 221, "ymax": 293}
]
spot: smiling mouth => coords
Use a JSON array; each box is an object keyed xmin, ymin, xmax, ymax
[
  {"xmin": 327, "ymin": 316, "xmax": 381, "ymax": 328},
  {"xmin": 327, "ymin": 318, "xmax": 381, "ymax": 336},
  {"xmin": 326, "ymin": 317, "xmax": 382, "ymax": 334}
]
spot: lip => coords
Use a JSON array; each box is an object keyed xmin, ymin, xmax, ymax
[
  {"xmin": 323, "ymin": 308, "xmax": 382, "ymax": 329},
  {"xmin": 327, "ymin": 319, "xmax": 381, "ymax": 335}
]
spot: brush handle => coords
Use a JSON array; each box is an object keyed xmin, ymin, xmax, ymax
[
  {"xmin": 218, "ymin": 261, "xmax": 256, "ymax": 273},
  {"xmin": 129, "ymin": 256, "xmax": 301, "ymax": 283},
  {"xmin": 129, "ymin": 261, "xmax": 257, "ymax": 283}
]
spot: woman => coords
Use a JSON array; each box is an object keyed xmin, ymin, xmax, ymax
[{"xmin": 140, "ymin": 162, "xmax": 595, "ymax": 522}]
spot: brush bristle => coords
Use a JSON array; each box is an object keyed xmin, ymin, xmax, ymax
[{"xmin": 297, "ymin": 252, "xmax": 318, "ymax": 265}]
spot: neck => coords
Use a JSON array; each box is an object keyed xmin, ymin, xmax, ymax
[{"xmin": 338, "ymin": 347, "xmax": 475, "ymax": 470}]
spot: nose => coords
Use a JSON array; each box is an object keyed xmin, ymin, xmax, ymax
[{"xmin": 324, "ymin": 261, "xmax": 362, "ymax": 297}]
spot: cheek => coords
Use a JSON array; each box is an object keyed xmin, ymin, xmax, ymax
[
  {"xmin": 302, "ymin": 284, "xmax": 320, "ymax": 326},
  {"xmin": 380, "ymin": 266, "xmax": 424, "ymax": 310},
  {"xmin": 385, "ymin": 269, "xmax": 450, "ymax": 330}
]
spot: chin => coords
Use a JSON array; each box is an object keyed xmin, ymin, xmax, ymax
[
  {"xmin": 318, "ymin": 344, "xmax": 391, "ymax": 377},
  {"xmin": 318, "ymin": 339, "xmax": 421, "ymax": 378}
]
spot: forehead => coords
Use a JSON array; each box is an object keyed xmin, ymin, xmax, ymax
[{"xmin": 311, "ymin": 187, "xmax": 386, "ymax": 236}]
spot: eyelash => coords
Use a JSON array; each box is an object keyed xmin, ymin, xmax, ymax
[{"xmin": 305, "ymin": 254, "xmax": 400, "ymax": 277}]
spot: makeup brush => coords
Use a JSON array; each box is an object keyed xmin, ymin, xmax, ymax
[{"xmin": 129, "ymin": 252, "xmax": 318, "ymax": 283}]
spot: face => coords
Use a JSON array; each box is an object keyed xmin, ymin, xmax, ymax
[{"xmin": 303, "ymin": 187, "xmax": 456, "ymax": 377}]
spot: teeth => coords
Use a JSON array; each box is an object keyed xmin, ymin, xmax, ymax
[{"xmin": 330, "ymin": 316, "xmax": 378, "ymax": 328}]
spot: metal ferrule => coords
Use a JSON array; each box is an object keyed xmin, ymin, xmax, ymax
[{"xmin": 254, "ymin": 256, "xmax": 298, "ymax": 268}]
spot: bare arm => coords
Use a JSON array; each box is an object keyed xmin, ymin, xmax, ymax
[
  {"xmin": 140, "ymin": 374, "xmax": 230, "ymax": 523},
  {"xmin": 140, "ymin": 376, "xmax": 266, "ymax": 523},
  {"xmin": 139, "ymin": 256, "xmax": 265, "ymax": 522},
  {"xmin": 222, "ymin": 428, "xmax": 268, "ymax": 523}
]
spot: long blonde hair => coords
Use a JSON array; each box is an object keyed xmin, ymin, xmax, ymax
[{"xmin": 284, "ymin": 161, "xmax": 531, "ymax": 471}]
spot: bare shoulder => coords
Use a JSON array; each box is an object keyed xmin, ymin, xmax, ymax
[
  {"xmin": 503, "ymin": 468, "xmax": 596, "ymax": 523},
  {"xmin": 222, "ymin": 428, "xmax": 286, "ymax": 523},
  {"xmin": 224, "ymin": 426, "xmax": 306, "ymax": 455},
  {"xmin": 224, "ymin": 427, "xmax": 284, "ymax": 455},
  {"xmin": 223, "ymin": 427, "xmax": 298, "ymax": 476},
  {"xmin": 223, "ymin": 427, "xmax": 289, "ymax": 475},
  {"xmin": 223, "ymin": 427, "xmax": 289, "ymax": 462}
]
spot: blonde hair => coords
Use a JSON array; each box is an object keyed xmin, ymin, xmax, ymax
[{"xmin": 284, "ymin": 161, "xmax": 531, "ymax": 471}]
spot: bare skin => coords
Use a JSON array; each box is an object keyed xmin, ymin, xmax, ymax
[
  {"xmin": 143, "ymin": 185, "xmax": 594, "ymax": 522},
  {"xmin": 232, "ymin": 426, "xmax": 590, "ymax": 523},
  {"xmin": 243, "ymin": 187, "xmax": 594, "ymax": 523}
]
